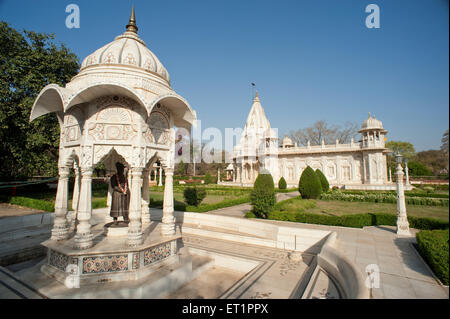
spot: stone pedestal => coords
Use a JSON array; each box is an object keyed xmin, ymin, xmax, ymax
[{"xmin": 41, "ymin": 222, "xmax": 181, "ymax": 286}]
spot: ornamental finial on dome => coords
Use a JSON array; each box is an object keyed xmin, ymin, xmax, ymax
[
  {"xmin": 126, "ymin": 5, "xmax": 138, "ymax": 33},
  {"xmin": 253, "ymin": 91, "xmax": 260, "ymax": 102}
]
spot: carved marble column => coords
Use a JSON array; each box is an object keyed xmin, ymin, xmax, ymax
[
  {"xmin": 74, "ymin": 167, "xmax": 94, "ymax": 249},
  {"xmin": 51, "ymin": 166, "xmax": 70, "ymax": 241},
  {"xmin": 72, "ymin": 165, "xmax": 81, "ymax": 212},
  {"xmin": 404, "ymin": 161, "xmax": 410, "ymax": 185},
  {"xmin": 395, "ymin": 160, "xmax": 411, "ymax": 236},
  {"xmin": 161, "ymin": 167, "xmax": 175, "ymax": 236},
  {"xmin": 141, "ymin": 169, "xmax": 151, "ymax": 224},
  {"xmin": 158, "ymin": 165, "xmax": 163, "ymax": 186},
  {"xmin": 128, "ymin": 167, "xmax": 143, "ymax": 246}
]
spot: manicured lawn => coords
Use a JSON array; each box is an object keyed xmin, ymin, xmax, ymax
[
  {"xmin": 149, "ymin": 191, "xmax": 239, "ymax": 205},
  {"xmin": 309, "ymin": 200, "xmax": 449, "ymax": 221},
  {"xmin": 273, "ymin": 197, "xmax": 449, "ymax": 221}
]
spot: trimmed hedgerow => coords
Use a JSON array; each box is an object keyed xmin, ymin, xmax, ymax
[
  {"xmin": 246, "ymin": 197, "xmax": 449, "ymax": 230},
  {"xmin": 183, "ymin": 187, "xmax": 207, "ymax": 206},
  {"xmin": 315, "ymin": 169, "xmax": 330, "ymax": 193},
  {"xmin": 278, "ymin": 177, "xmax": 287, "ymax": 190},
  {"xmin": 250, "ymin": 170, "xmax": 276, "ymax": 219},
  {"xmin": 299, "ymin": 166, "xmax": 322, "ymax": 199},
  {"xmin": 321, "ymin": 191, "xmax": 449, "ymax": 207},
  {"xmin": 416, "ymin": 229, "xmax": 449, "ymax": 285}
]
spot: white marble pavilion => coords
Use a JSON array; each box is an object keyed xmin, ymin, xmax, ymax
[{"xmin": 30, "ymin": 7, "xmax": 196, "ymax": 249}]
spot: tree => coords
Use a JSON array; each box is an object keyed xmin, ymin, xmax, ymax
[
  {"xmin": 298, "ymin": 166, "xmax": 322, "ymax": 199},
  {"xmin": 315, "ymin": 169, "xmax": 330, "ymax": 192},
  {"xmin": 0, "ymin": 22, "xmax": 79, "ymax": 179},
  {"xmin": 407, "ymin": 160, "xmax": 432, "ymax": 177},
  {"xmin": 176, "ymin": 160, "xmax": 185, "ymax": 176},
  {"xmin": 415, "ymin": 150, "xmax": 448, "ymax": 175},
  {"xmin": 289, "ymin": 120, "xmax": 358, "ymax": 146},
  {"xmin": 385, "ymin": 141, "xmax": 416, "ymax": 159},
  {"xmin": 204, "ymin": 172, "xmax": 212, "ymax": 184},
  {"xmin": 278, "ymin": 177, "xmax": 287, "ymax": 189},
  {"xmin": 250, "ymin": 169, "xmax": 276, "ymax": 219},
  {"xmin": 183, "ymin": 187, "xmax": 206, "ymax": 206},
  {"xmin": 386, "ymin": 141, "xmax": 416, "ymax": 171}
]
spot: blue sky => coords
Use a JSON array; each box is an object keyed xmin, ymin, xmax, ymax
[{"xmin": 0, "ymin": 0, "xmax": 448, "ymax": 151}]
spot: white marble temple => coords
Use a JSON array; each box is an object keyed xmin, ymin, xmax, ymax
[{"xmin": 227, "ymin": 93, "xmax": 393, "ymax": 189}]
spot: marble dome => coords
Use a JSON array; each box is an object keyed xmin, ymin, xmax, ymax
[
  {"xmin": 282, "ymin": 135, "xmax": 294, "ymax": 146},
  {"xmin": 361, "ymin": 113, "xmax": 384, "ymax": 130},
  {"xmin": 80, "ymin": 9, "xmax": 170, "ymax": 83}
]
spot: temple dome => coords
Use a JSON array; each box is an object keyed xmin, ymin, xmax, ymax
[
  {"xmin": 361, "ymin": 113, "xmax": 384, "ymax": 130},
  {"xmin": 80, "ymin": 8, "xmax": 170, "ymax": 83}
]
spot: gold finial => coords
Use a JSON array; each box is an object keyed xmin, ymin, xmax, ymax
[
  {"xmin": 255, "ymin": 91, "xmax": 258, "ymax": 98},
  {"xmin": 368, "ymin": 112, "xmax": 371, "ymax": 118},
  {"xmin": 126, "ymin": 5, "xmax": 138, "ymax": 33}
]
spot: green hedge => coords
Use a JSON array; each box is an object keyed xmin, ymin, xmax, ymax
[
  {"xmin": 341, "ymin": 189, "xmax": 449, "ymax": 199},
  {"xmin": 416, "ymin": 230, "xmax": 449, "ymax": 285},
  {"xmin": 251, "ymin": 170, "xmax": 276, "ymax": 219},
  {"xmin": 278, "ymin": 177, "xmax": 287, "ymax": 190},
  {"xmin": 299, "ymin": 166, "xmax": 322, "ymax": 199},
  {"xmin": 321, "ymin": 191, "xmax": 449, "ymax": 207},
  {"xmin": 245, "ymin": 204, "xmax": 449, "ymax": 230},
  {"xmin": 183, "ymin": 187, "xmax": 206, "ymax": 206},
  {"xmin": 315, "ymin": 169, "xmax": 330, "ymax": 192}
]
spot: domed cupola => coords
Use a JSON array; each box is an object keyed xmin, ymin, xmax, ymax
[
  {"xmin": 79, "ymin": 6, "xmax": 170, "ymax": 83},
  {"xmin": 281, "ymin": 135, "xmax": 294, "ymax": 148},
  {"xmin": 359, "ymin": 113, "xmax": 388, "ymax": 147},
  {"xmin": 360, "ymin": 113, "xmax": 384, "ymax": 131}
]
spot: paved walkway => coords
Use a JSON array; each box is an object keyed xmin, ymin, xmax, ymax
[
  {"xmin": 0, "ymin": 203, "xmax": 45, "ymax": 219},
  {"xmin": 209, "ymin": 191, "xmax": 300, "ymax": 218},
  {"xmin": 205, "ymin": 196, "xmax": 449, "ymax": 299}
]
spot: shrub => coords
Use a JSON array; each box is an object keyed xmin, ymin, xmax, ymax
[
  {"xmin": 278, "ymin": 177, "xmax": 287, "ymax": 190},
  {"xmin": 183, "ymin": 187, "xmax": 207, "ymax": 206},
  {"xmin": 416, "ymin": 230, "xmax": 449, "ymax": 285},
  {"xmin": 321, "ymin": 191, "xmax": 449, "ymax": 207},
  {"xmin": 315, "ymin": 169, "xmax": 330, "ymax": 192},
  {"xmin": 299, "ymin": 166, "xmax": 322, "ymax": 199},
  {"xmin": 250, "ymin": 169, "xmax": 276, "ymax": 219},
  {"xmin": 204, "ymin": 173, "xmax": 213, "ymax": 184}
]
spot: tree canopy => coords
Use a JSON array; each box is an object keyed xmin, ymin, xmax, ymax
[
  {"xmin": 0, "ymin": 21, "xmax": 79, "ymax": 179},
  {"xmin": 289, "ymin": 120, "xmax": 359, "ymax": 146}
]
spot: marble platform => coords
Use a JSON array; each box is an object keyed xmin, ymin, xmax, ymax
[{"xmin": 40, "ymin": 222, "xmax": 182, "ymax": 285}]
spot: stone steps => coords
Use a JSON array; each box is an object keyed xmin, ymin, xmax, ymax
[
  {"xmin": 0, "ymin": 266, "xmax": 47, "ymax": 299},
  {"xmin": 181, "ymin": 223, "xmax": 277, "ymax": 249}
]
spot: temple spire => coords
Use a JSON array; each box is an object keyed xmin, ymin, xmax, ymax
[{"xmin": 126, "ymin": 5, "xmax": 138, "ymax": 33}]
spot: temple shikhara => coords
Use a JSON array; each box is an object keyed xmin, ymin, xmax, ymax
[{"xmin": 225, "ymin": 93, "xmax": 394, "ymax": 190}]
